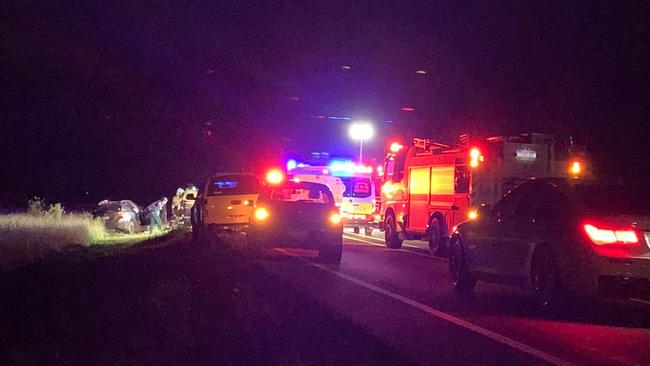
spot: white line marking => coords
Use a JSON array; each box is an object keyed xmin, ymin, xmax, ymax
[
  {"xmin": 630, "ymin": 297, "xmax": 650, "ymax": 305},
  {"xmin": 344, "ymin": 231, "xmax": 386, "ymax": 244},
  {"xmin": 343, "ymin": 234, "xmax": 438, "ymax": 259},
  {"xmin": 403, "ymin": 244, "xmax": 423, "ymax": 249},
  {"xmin": 277, "ymin": 249, "xmax": 575, "ymax": 366},
  {"xmin": 343, "ymin": 234, "xmax": 385, "ymax": 247}
]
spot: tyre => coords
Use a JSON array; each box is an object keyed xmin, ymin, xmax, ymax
[
  {"xmin": 364, "ymin": 227, "xmax": 373, "ymax": 236},
  {"xmin": 384, "ymin": 212, "xmax": 403, "ymax": 249},
  {"xmin": 530, "ymin": 245, "xmax": 561, "ymax": 307},
  {"xmin": 319, "ymin": 242, "xmax": 342, "ymax": 263},
  {"xmin": 448, "ymin": 236, "xmax": 477, "ymax": 293},
  {"xmin": 353, "ymin": 227, "xmax": 360, "ymax": 234},
  {"xmin": 428, "ymin": 216, "xmax": 444, "ymax": 255},
  {"xmin": 125, "ymin": 220, "xmax": 135, "ymax": 234}
]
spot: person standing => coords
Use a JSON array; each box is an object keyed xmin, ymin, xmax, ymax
[
  {"xmin": 172, "ymin": 188, "xmax": 184, "ymax": 221},
  {"xmin": 146, "ymin": 197, "xmax": 168, "ymax": 233}
]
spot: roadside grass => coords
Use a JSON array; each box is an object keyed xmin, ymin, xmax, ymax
[{"xmin": 0, "ymin": 198, "xmax": 170, "ymax": 271}]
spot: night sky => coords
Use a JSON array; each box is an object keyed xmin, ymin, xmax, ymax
[{"xmin": 1, "ymin": 1, "xmax": 648, "ymax": 208}]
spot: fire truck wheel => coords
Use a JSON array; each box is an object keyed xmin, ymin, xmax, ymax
[
  {"xmin": 364, "ymin": 227, "xmax": 373, "ymax": 236},
  {"xmin": 428, "ymin": 217, "xmax": 444, "ymax": 255},
  {"xmin": 448, "ymin": 236, "xmax": 477, "ymax": 293},
  {"xmin": 353, "ymin": 226, "xmax": 360, "ymax": 234},
  {"xmin": 384, "ymin": 212, "xmax": 403, "ymax": 249}
]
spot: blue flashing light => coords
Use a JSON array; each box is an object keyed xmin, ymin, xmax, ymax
[
  {"xmin": 328, "ymin": 160, "xmax": 373, "ymax": 176},
  {"xmin": 286, "ymin": 159, "xmax": 298, "ymax": 171},
  {"xmin": 327, "ymin": 116, "xmax": 352, "ymax": 121},
  {"xmin": 213, "ymin": 181, "xmax": 239, "ymax": 189}
]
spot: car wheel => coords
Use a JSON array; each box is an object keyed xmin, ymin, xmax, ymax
[
  {"xmin": 353, "ymin": 227, "xmax": 360, "ymax": 234},
  {"xmin": 319, "ymin": 242, "xmax": 342, "ymax": 263},
  {"xmin": 125, "ymin": 220, "xmax": 135, "ymax": 235},
  {"xmin": 428, "ymin": 217, "xmax": 443, "ymax": 255},
  {"xmin": 364, "ymin": 227, "xmax": 373, "ymax": 236},
  {"xmin": 384, "ymin": 212, "xmax": 403, "ymax": 249},
  {"xmin": 448, "ymin": 236, "xmax": 477, "ymax": 293},
  {"xmin": 531, "ymin": 246, "xmax": 560, "ymax": 307}
]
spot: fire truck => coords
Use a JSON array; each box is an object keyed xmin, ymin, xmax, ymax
[{"xmin": 378, "ymin": 133, "xmax": 585, "ymax": 254}]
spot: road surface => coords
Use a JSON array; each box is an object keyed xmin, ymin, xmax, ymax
[{"xmin": 1, "ymin": 229, "xmax": 649, "ymax": 365}]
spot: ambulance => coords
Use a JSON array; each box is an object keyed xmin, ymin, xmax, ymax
[
  {"xmin": 379, "ymin": 133, "xmax": 586, "ymax": 254},
  {"xmin": 328, "ymin": 161, "xmax": 379, "ymax": 236}
]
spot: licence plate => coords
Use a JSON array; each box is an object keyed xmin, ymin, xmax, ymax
[{"xmin": 289, "ymin": 229, "xmax": 307, "ymax": 239}]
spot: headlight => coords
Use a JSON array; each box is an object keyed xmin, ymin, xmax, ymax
[{"xmin": 253, "ymin": 207, "xmax": 270, "ymax": 221}]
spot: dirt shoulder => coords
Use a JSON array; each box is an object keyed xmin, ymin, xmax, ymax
[{"xmin": 0, "ymin": 232, "xmax": 413, "ymax": 366}]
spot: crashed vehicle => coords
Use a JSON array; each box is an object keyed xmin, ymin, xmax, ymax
[{"xmin": 93, "ymin": 200, "xmax": 142, "ymax": 234}]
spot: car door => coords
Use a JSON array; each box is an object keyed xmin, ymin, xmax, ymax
[
  {"xmin": 528, "ymin": 184, "xmax": 573, "ymax": 274},
  {"xmin": 492, "ymin": 188, "xmax": 537, "ymax": 279},
  {"xmin": 470, "ymin": 185, "xmax": 528, "ymax": 274},
  {"xmin": 470, "ymin": 184, "xmax": 534, "ymax": 279}
]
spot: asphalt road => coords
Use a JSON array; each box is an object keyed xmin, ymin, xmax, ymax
[
  {"xmin": 246, "ymin": 228, "xmax": 650, "ymax": 366},
  {"xmin": 2, "ymin": 229, "xmax": 650, "ymax": 365}
]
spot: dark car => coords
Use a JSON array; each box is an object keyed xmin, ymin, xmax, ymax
[
  {"xmin": 93, "ymin": 200, "xmax": 142, "ymax": 234},
  {"xmin": 246, "ymin": 181, "xmax": 343, "ymax": 263},
  {"xmin": 448, "ymin": 178, "xmax": 650, "ymax": 306}
]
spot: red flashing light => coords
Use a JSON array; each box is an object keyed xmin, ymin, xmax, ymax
[
  {"xmin": 401, "ymin": 107, "xmax": 415, "ymax": 112},
  {"xmin": 390, "ymin": 142, "xmax": 404, "ymax": 153},
  {"xmin": 583, "ymin": 223, "xmax": 639, "ymax": 246},
  {"xmin": 265, "ymin": 169, "xmax": 284, "ymax": 185},
  {"xmin": 469, "ymin": 147, "xmax": 483, "ymax": 168}
]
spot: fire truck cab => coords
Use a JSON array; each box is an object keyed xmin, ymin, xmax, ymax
[{"xmin": 379, "ymin": 133, "xmax": 580, "ymax": 254}]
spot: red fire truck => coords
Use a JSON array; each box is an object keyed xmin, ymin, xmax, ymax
[{"xmin": 378, "ymin": 133, "xmax": 585, "ymax": 254}]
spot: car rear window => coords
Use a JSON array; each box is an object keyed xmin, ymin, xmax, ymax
[
  {"xmin": 574, "ymin": 184, "xmax": 650, "ymax": 215},
  {"xmin": 208, "ymin": 175, "xmax": 259, "ymax": 196},
  {"xmin": 271, "ymin": 184, "xmax": 332, "ymax": 204},
  {"xmin": 94, "ymin": 202, "xmax": 121, "ymax": 215},
  {"xmin": 340, "ymin": 177, "xmax": 372, "ymax": 198}
]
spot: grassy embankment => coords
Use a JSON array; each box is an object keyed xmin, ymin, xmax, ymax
[{"xmin": 0, "ymin": 199, "xmax": 166, "ymax": 271}]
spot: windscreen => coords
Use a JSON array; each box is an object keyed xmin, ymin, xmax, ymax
[
  {"xmin": 575, "ymin": 184, "xmax": 650, "ymax": 215},
  {"xmin": 271, "ymin": 185, "xmax": 332, "ymax": 204},
  {"xmin": 207, "ymin": 175, "xmax": 259, "ymax": 196},
  {"xmin": 340, "ymin": 177, "xmax": 372, "ymax": 198}
]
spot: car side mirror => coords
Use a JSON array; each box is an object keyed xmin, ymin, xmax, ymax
[{"xmin": 477, "ymin": 204, "xmax": 491, "ymax": 220}]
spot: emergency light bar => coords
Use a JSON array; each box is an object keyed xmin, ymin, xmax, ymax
[{"xmin": 329, "ymin": 161, "xmax": 373, "ymax": 175}]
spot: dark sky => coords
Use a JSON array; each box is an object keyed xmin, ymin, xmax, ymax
[{"xmin": 1, "ymin": 1, "xmax": 648, "ymax": 207}]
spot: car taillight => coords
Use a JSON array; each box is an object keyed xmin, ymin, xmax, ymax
[
  {"xmin": 583, "ymin": 223, "xmax": 640, "ymax": 245},
  {"xmin": 329, "ymin": 213, "xmax": 342, "ymax": 225},
  {"xmin": 253, "ymin": 207, "xmax": 270, "ymax": 221}
]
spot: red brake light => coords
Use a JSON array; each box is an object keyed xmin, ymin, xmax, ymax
[{"xmin": 583, "ymin": 223, "xmax": 640, "ymax": 245}]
